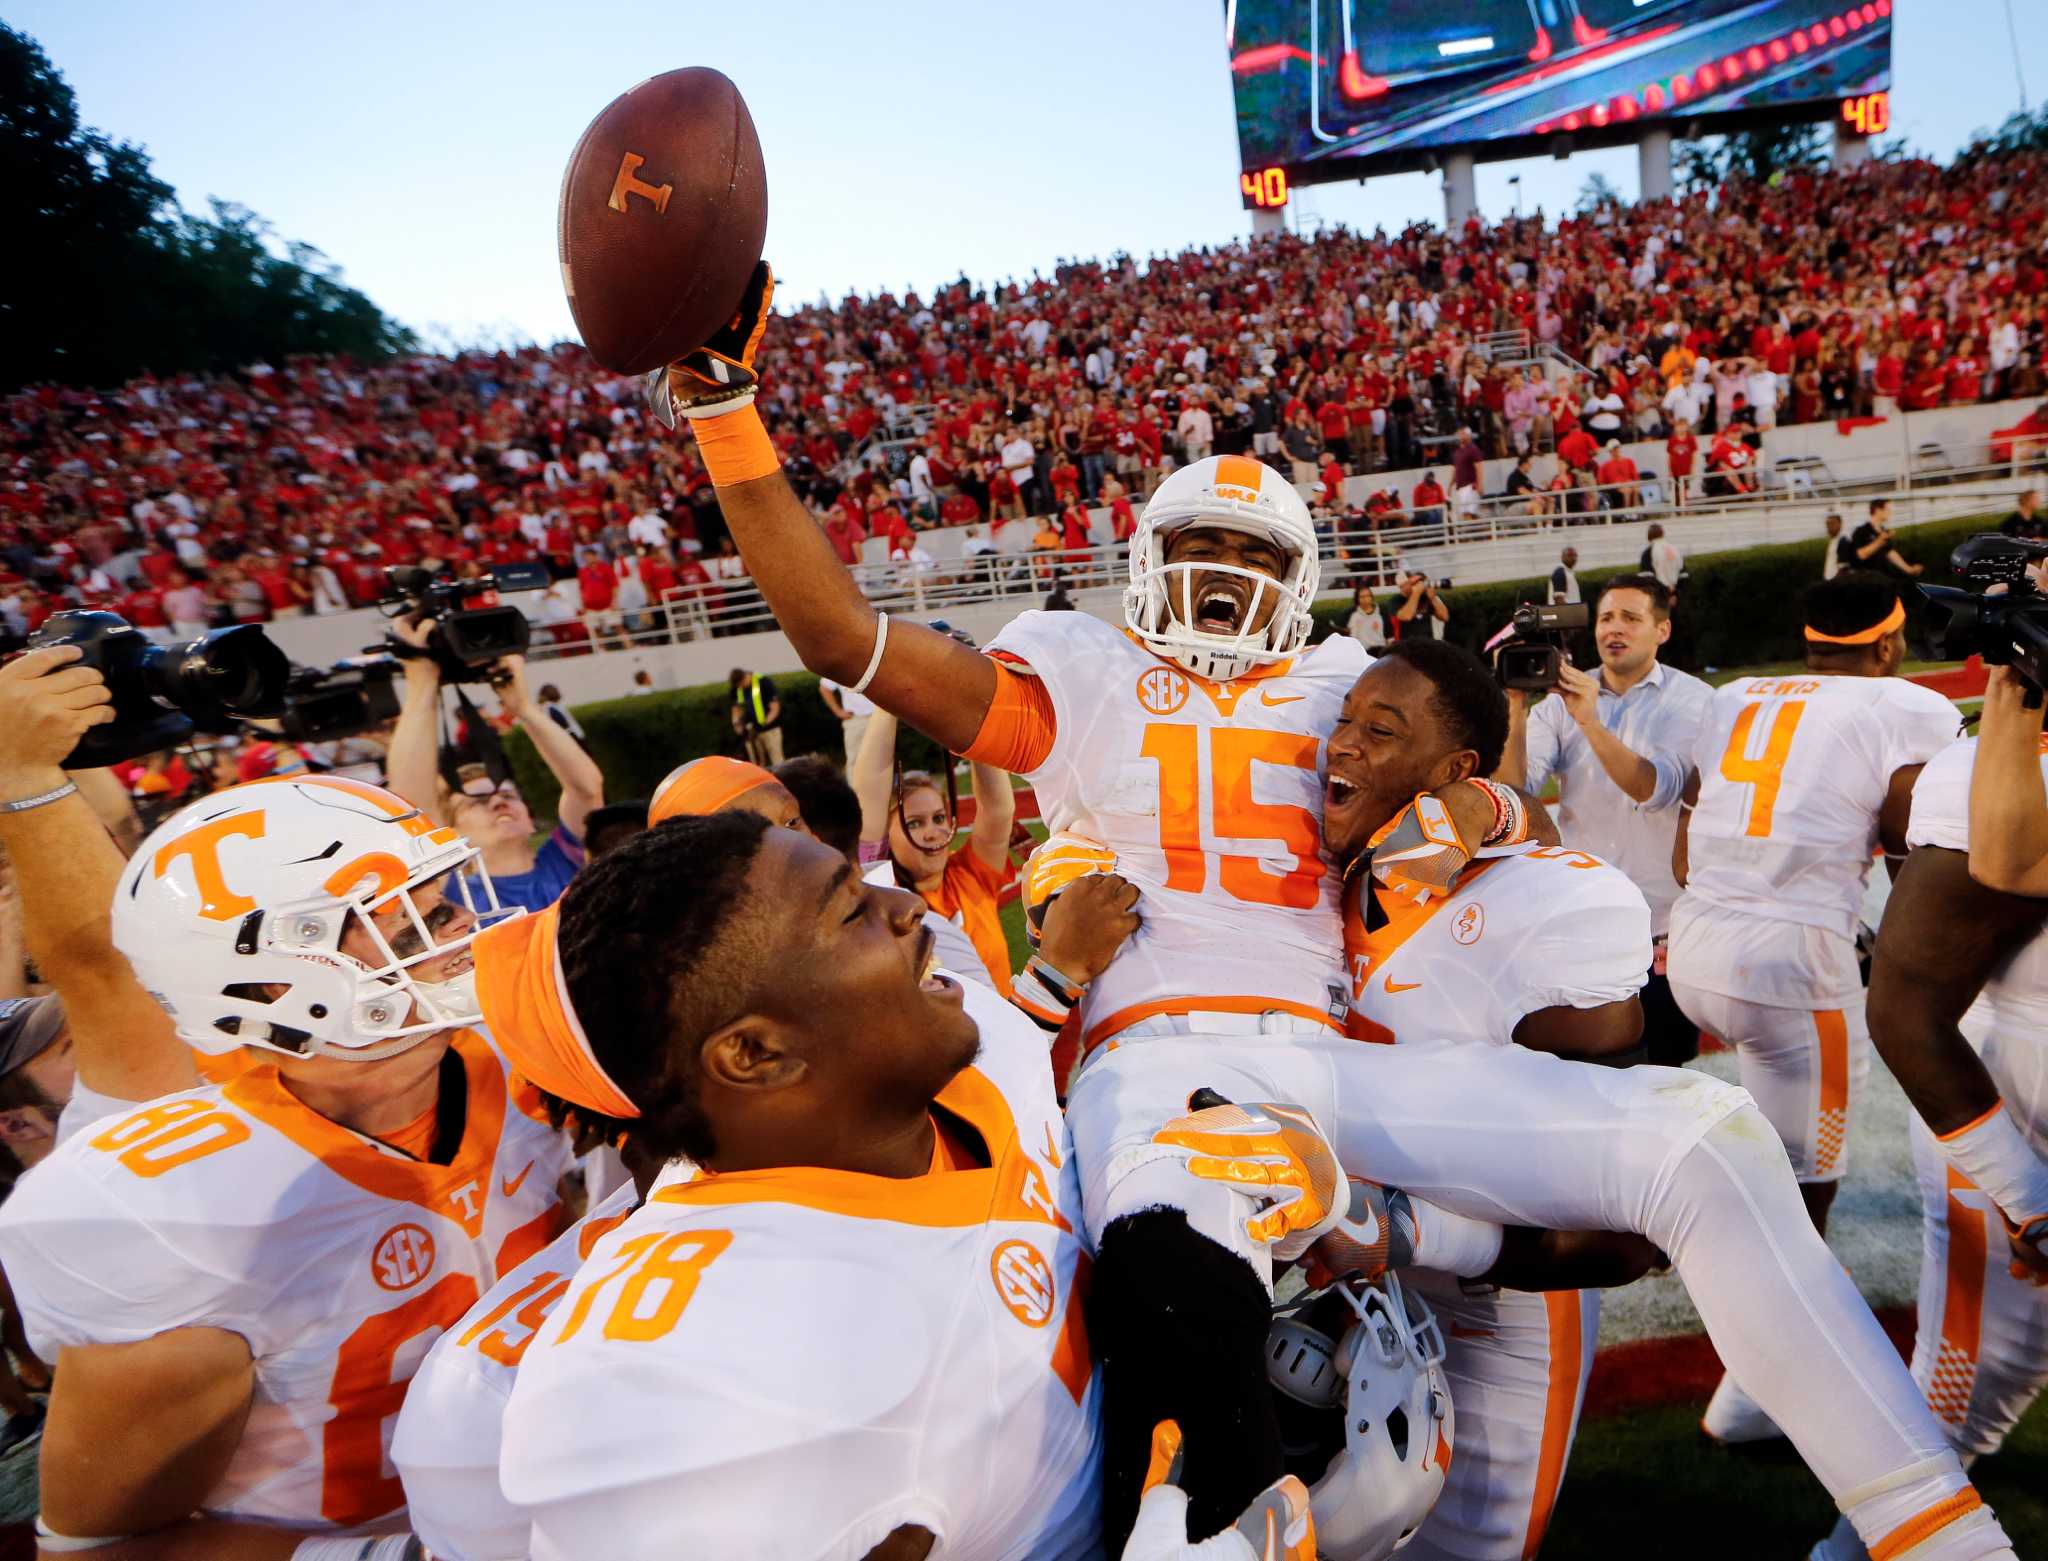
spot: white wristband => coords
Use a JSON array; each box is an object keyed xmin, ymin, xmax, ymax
[
  {"xmin": 34, "ymin": 1519, "xmax": 132, "ymax": 1552},
  {"xmin": 848, "ymin": 613, "xmax": 890, "ymax": 696},
  {"xmin": 1407, "ymin": 1201, "xmax": 1506, "ymax": 1279},
  {"xmin": 1937, "ymin": 1102, "xmax": 2048, "ymax": 1229}
]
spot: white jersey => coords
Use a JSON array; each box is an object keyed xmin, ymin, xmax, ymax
[
  {"xmin": 1671, "ymin": 674, "xmax": 1958, "ymax": 1006},
  {"xmin": 1342, "ymin": 845, "xmax": 1650, "ymax": 1047},
  {"xmin": 1906, "ymin": 738, "xmax": 2048, "ymax": 1156},
  {"xmin": 988, "ymin": 610, "xmax": 1368, "ymax": 1047},
  {"xmin": 499, "ymin": 980, "xmax": 1100, "ymax": 1561},
  {"xmin": 0, "ymin": 1031, "xmax": 574, "ymax": 1532},
  {"xmin": 394, "ymin": 1178, "xmax": 645, "ymax": 1560}
]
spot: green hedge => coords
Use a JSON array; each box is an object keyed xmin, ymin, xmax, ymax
[
  {"xmin": 510, "ymin": 511, "xmax": 2004, "ymax": 820},
  {"xmin": 1310, "ymin": 511, "xmax": 2000, "ymax": 670},
  {"xmin": 505, "ymin": 670, "xmax": 950, "ymax": 824}
]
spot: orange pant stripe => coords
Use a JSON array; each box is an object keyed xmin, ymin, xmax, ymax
[
  {"xmin": 1812, "ymin": 1009, "xmax": 1850, "ymax": 1177},
  {"xmin": 1925, "ymin": 1165, "xmax": 1988, "ymax": 1427},
  {"xmin": 1521, "ymin": 1291, "xmax": 1584, "ymax": 1560}
]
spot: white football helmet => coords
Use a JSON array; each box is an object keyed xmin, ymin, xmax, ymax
[
  {"xmin": 1267, "ymin": 1273, "xmax": 1453, "ymax": 1561},
  {"xmin": 113, "ymin": 776, "xmax": 519, "ymax": 1063},
  {"xmin": 1124, "ymin": 454, "xmax": 1322, "ymax": 682}
]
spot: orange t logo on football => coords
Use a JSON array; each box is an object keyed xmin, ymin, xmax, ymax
[
  {"xmin": 153, "ymin": 812, "xmax": 266, "ymax": 922},
  {"xmin": 607, "ymin": 152, "xmax": 673, "ymax": 215}
]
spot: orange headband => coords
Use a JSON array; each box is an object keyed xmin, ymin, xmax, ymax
[
  {"xmin": 1804, "ymin": 599, "xmax": 1906, "ymax": 645},
  {"xmin": 650, "ymin": 756, "xmax": 777, "ymax": 826},
  {"xmin": 475, "ymin": 902, "xmax": 639, "ymax": 1120}
]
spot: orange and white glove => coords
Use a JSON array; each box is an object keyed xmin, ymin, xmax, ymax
[
  {"xmin": 645, "ymin": 261, "xmax": 774, "ymax": 427},
  {"xmin": 1024, "ymin": 831, "xmax": 1119, "ymax": 951},
  {"xmin": 1367, "ymin": 792, "xmax": 1471, "ymax": 900},
  {"xmin": 1122, "ymin": 1420, "xmax": 1316, "ymax": 1561},
  {"xmin": 1303, "ymin": 1175, "xmax": 1420, "ymax": 1289},
  {"xmin": 1150, "ymin": 1099, "xmax": 1349, "ymax": 1261}
]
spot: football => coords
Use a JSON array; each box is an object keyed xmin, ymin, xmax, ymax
[{"xmin": 557, "ymin": 67, "xmax": 768, "ymax": 376}]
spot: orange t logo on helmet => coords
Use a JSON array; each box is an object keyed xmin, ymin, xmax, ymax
[{"xmin": 153, "ymin": 812, "xmax": 267, "ymax": 922}]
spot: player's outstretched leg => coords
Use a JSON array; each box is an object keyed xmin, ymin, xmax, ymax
[{"xmin": 1310, "ymin": 1040, "xmax": 2014, "ymax": 1560}]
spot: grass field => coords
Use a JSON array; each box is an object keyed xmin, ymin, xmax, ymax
[{"xmin": 1547, "ymin": 1398, "xmax": 2048, "ymax": 1559}]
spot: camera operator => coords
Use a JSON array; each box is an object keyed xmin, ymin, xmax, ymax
[
  {"xmin": 386, "ymin": 618, "xmax": 604, "ymax": 914},
  {"xmin": 1496, "ymin": 574, "xmax": 1714, "ymax": 1063}
]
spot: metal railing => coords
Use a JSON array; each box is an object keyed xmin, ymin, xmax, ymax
[{"xmin": 517, "ymin": 459, "xmax": 2036, "ymax": 662}]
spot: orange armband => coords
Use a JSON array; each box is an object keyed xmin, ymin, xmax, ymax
[
  {"xmin": 961, "ymin": 659, "xmax": 1057, "ymax": 774},
  {"xmin": 693, "ymin": 403, "xmax": 782, "ymax": 488}
]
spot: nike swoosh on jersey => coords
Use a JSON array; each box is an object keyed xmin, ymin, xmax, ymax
[
  {"xmin": 1382, "ymin": 975, "xmax": 1422, "ymax": 994},
  {"xmin": 501, "ymin": 1161, "xmax": 535, "ymax": 1198},
  {"xmin": 1260, "ymin": 690, "xmax": 1306, "ymax": 706}
]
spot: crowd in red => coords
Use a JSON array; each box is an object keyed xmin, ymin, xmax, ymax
[{"xmin": 3, "ymin": 148, "xmax": 2043, "ymax": 648}]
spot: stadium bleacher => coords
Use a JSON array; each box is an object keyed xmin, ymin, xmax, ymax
[{"xmin": 3, "ymin": 148, "xmax": 2044, "ymax": 659}]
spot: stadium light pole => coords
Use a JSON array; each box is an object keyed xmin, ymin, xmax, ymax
[{"xmin": 1509, "ymin": 175, "xmax": 1523, "ymax": 216}]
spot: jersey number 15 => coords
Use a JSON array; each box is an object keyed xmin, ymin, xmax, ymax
[{"xmin": 1141, "ymin": 723, "xmax": 1325, "ymax": 907}]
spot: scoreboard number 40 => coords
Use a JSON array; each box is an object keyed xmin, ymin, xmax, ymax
[
  {"xmin": 1240, "ymin": 166, "xmax": 1289, "ymax": 208},
  {"xmin": 1840, "ymin": 91, "xmax": 1889, "ymax": 136}
]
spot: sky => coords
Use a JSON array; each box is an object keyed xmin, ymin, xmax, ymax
[{"xmin": 8, "ymin": 0, "xmax": 2043, "ymax": 348}]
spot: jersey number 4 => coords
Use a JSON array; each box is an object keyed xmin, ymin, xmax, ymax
[
  {"xmin": 1141, "ymin": 724, "xmax": 1324, "ymax": 907},
  {"xmin": 1720, "ymin": 699, "xmax": 1808, "ymax": 837}
]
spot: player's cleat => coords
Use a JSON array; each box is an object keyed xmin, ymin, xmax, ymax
[{"xmin": 1701, "ymin": 1371, "xmax": 1786, "ymax": 1444}]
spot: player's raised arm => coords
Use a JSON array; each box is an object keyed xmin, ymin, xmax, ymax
[
  {"xmin": 0, "ymin": 648, "xmax": 198, "ymax": 1108},
  {"xmin": 647, "ymin": 266, "xmax": 996, "ymax": 754}
]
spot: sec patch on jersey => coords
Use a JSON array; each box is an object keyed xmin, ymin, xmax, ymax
[{"xmin": 557, "ymin": 67, "xmax": 768, "ymax": 374}]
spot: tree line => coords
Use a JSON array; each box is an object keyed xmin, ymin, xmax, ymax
[{"xmin": 0, "ymin": 23, "xmax": 414, "ymax": 394}]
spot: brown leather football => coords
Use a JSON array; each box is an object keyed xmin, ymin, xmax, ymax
[{"xmin": 557, "ymin": 67, "xmax": 768, "ymax": 375}]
